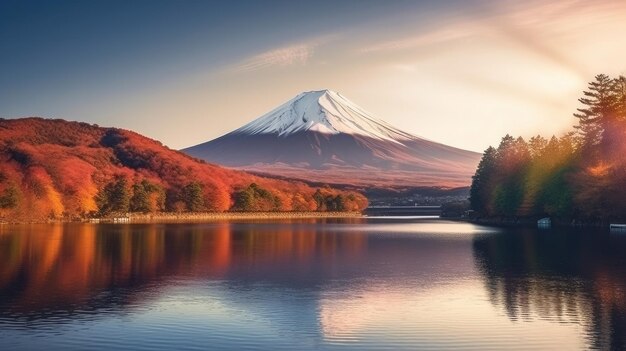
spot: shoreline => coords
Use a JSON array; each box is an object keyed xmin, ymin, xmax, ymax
[
  {"xmin": 0, "ymin": 211, "xmax": 364, "ymax": 225},
  {"xmin": 462, "ymin": 216, "xmax": 621, "ymax": 229},
  {"xmin": 119, "ymin": 211, "xmax": 364, "ymax": 223}
]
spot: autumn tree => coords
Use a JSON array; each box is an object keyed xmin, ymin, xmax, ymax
[{"xmin": 203, "ymin": 182, "xmax": 230, "ymax": 212}]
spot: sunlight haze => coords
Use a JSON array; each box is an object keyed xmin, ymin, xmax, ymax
[{"xmin": 1, "ymin": 0, "xmax": 625, "ymax": 152}]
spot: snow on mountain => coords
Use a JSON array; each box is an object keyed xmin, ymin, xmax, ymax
[
  {"xmin": 183, "ymin": 90, "xmax": 482, "ymax": 188},
  {"xmin": 234, "ymin": 90, "xmax": 414, "ymax": 143}
]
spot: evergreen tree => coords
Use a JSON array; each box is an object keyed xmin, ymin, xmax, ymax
[
  {"xmin": 110, "ymin": 177, "xmax": 131, "ymax": 212},
  {"xmin": 232, "ymin": 183, "xmax": 281, "ymax": 211},
  {"xmin": 97, "ymin": 177, "xmax": 131, "ymax": 214},
  {"xmin": 313, "ymin": 189, "xmax": 325, "ymax": 211},
  {"xmin": 333, "ymin": 194, "xmax": 346, "ymax": 211},
  {"xmin": 491, "ymin": 136, "xmax": 529, "ymax": 216},
  {"xmin": 130, "ymin": 182, "xmax": 149, "ymax": 212},
  {"xmin": 538, "ymin": 167, "xmax": 572, "ymax": 217},
  {"xmin": 0, "ymin": 185, "xmax": 19, "ymax": 209},
  {"xmin": 612, "ymin": 76, "xmax": 626, "ymax": 162},
  {"xmin": 130, "ymin": 180, "xmax": 164, "ymax": 213},
  {"xmin": 468, "ymin": 73, "xmax": 626, "ymax": 222},
  {"xmin": 181, "ymin": 182, "xmax": 205, "ymax": 212},
  {"xmin": 528, "ymin": 135, "xmax": 547, "ymax": 159},
  {"xmin": 615, "ymin": 76, "xmax": 626, "ymax": 120},
  {"xmin": 574, "ymin": 74, "xmax": 617, "ymax": 150},
  {"xmin": 469, "ymin": 146, "xmax": 497, "ymax": 214},
  {"xmin": 233, "ymin": 186, "xmax": 254, "ymax": 211}
]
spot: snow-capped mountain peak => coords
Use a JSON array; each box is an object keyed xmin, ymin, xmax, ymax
[
  {"xmin": 184, "ymin": 89, "xmax": 482, "ymax": 188},
  {"xmin": 234, "ymin": 89, "xmax": 414, "ymax": 142}
]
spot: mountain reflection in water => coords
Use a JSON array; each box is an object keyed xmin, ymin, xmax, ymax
[{"xmin": 0, "ymin": 220, "xmax": 622, "ymax": 350}]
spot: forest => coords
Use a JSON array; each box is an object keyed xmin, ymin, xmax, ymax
[
  {"xmin": 470, "ymin": 74, "xmax": 626, "ymax": 223},
  {"xmin": 0, "ymin": 118, "xmax": 367, "ymax": 221}
]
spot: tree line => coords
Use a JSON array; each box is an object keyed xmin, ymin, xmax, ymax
[
  {"xmin": 95, "ymin": 178, "xmax": 363, "ymax": 215},
  {"xmin": 470, "ymin": 74, "xmax": 626, "ymax": 222}
]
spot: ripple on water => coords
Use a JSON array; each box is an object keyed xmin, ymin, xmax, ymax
[{"xmin": 0, "ymin": 220, "xmax": 621, "ymax": 350}]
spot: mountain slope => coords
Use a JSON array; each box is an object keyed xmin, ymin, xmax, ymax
[
  {"xmin": 0, "ymin": 118, "xmax": 367, "ymax": 221},
  {"xmin": 184, "ymin": 90, "xmax": 481, "ymax": 188}
]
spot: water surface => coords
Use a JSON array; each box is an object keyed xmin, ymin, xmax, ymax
[{"xmin": 0, "ymin": 219, "xmax": 623, "ymax": 350}]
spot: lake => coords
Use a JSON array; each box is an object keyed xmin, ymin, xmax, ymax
[{"xmin": 0, "ymin": 218, "xmax": 624, "ymax": 350}]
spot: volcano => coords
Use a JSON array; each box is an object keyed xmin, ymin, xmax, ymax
[{"xmin": 183, "ymin": 90, "xmax": 481, "ymax": 188}]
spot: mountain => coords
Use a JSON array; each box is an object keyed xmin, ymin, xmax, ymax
[
  {"xmin": 0, "ymin": 118, "xmax": 367, "ymax": 221},
  {"xmin": 184, "ymin": 90, "xmax": 482, "ymax": 188}
]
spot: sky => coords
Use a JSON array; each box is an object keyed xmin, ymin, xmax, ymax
[{"xmin": 1, "ymin": 0, "xmax": 626, "ymax": 152}]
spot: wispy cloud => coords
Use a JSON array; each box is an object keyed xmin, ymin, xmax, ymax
[
  {"xmin": 229, "ymin": 34, "xmax": 338, "ymax": 73},
  {"xmin": 234, "ymin": 44, "xmax": 314, "ymax": 72},
  {"xmin": 360, "ymin": 27, "xmax": 474, "ymax": 53}
]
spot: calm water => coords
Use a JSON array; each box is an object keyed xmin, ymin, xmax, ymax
[{"xmin": 0, "ymin": 218, "xmax": 625, "ymax": 350}]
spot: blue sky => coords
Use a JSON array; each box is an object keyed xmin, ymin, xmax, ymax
[{"xmin": 2, "ymin": 0, "xmax": 625, "ymax": 151}]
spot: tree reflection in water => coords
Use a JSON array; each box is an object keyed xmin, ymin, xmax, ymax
[
  {"xmin": 473, "ymin": 228, "xmax": 626, "ymax": 350},
  {"xmin": 0, "ymin": 221, "xmax": 367, "ymax": 323}
]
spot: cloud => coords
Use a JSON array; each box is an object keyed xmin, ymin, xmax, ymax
[
  {"xmin": 234, "ymin": 43, "xmax": 315, "ymax": 72},
  {"xmin": 227, "ymin": 33, "xmax": 340, "ymax": 73},
  {"xmin": 360, "ymin": 27, "xmax": 474, "ymax": 53}
]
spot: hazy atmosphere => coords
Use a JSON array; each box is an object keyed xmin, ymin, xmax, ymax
[
  {"xmin": 2, "ymin": 0, "xmax": 626, "ymax": 152},
  {"xmin": 4, "ymin": 2, "xmax": 626, "ymax": 351}
]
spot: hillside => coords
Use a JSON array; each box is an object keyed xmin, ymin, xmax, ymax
[{"xmin": 0, "ymin": 118, "xmax": 367, "ymax": 221}]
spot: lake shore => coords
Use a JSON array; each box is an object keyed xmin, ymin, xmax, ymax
[
  {"xmin": 463, "ymin": 216, "xmax": 619, "ymax": 229},
  {"xmin": 117, "ymin": 211, "xmax": 364, "ymax": 223},
  {"xmin": 0, "ymin": 211, "xmax": 364, "ymax": 225}
]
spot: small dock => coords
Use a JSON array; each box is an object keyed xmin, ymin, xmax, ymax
[
  {"xmin": 610, "ymin": 223, "xmax": 626, "ymax": 232},
  {"xmin": 86, "ymin": 216, "xmax": 131, "ymax": 223},
  {"xmin": 538, "ymin": 218, "xmax": 551, "ymax": 229}
]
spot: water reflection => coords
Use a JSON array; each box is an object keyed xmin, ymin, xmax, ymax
[
  {"xmin": 0, "ymin": 220, "xmax": 609, "ymax": 350},
  {"xmin": 0, "ymin": 221, "xmax": 370, "ymax": 321},
  {"xmin": 473, "ymin": 229, "xmax": 626, "ymax": 350}
]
